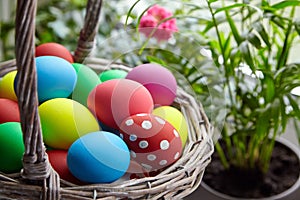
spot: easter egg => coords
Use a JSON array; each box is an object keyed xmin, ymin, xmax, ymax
[
  {"xmin": 0, "ymin": 122, "xmax": 25, "ymax": 173},
  {"xmin": 33, "ymin": 56, "xmax": 77, "ymax": 103},
  {"xmin": 119, "ymin": 113, "xmax": 182, "ymax": 172},
  {"xmin": 0, "ymin": 70, "xmax": 17, "ymax": 101},
  {"xmin": 36, "ymin": 42, "xmax": 74, "ymax": 63},
  {"xmin": 99, "ymin": 69, "xmax": 128, "ymax": 82},
  {"xmin": 39, "ymin": 98, "xmax": 100, "ymax": 149},
  {"xmin": 71, "ymin": 63, "xmax": 101, "ymax": 106},
  {"xmin": 126, "ymin": 63, "xmax": 177, "ymax": 106},
  {"xmin": 0, "ymin": 98, "xmax": 20, "ymax": 124},
  {"xmin": 87, "ymin": 79, "xmax": 153, "ymax": 129},
  {"xmin": 67, "ymin": 131, "xmax": 130, "ymax": 183},
  {"xmin": 47, "ymin": 150, "xmax": 82, "ymax": 184},
  {"xmin": 153, "ymin": 106, "xmax": 188, "ymax": 148}
]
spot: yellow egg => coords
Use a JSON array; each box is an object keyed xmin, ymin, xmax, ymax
[
  {"xmin": 0, "ymin": 70, "xmax": 17, "ymax": 101},
  {"xmin": 153, "ymin": 106, "xmax": 188, "ymax": 148},
  {"xmin": 39, "ymin": 98, "xmax": 100, "ymax": 149}
]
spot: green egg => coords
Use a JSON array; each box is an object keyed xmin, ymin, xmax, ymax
[
  {"xmin": 99, "ymin": 69, "xmax": 128, "ymax": 82},
  {"xmin": 0, "ymin": 122, "xmax": 25, "ymax": 173},
  {"xmin": 71, "ymin": 63, "xmax": 101, "ymax": 106}
]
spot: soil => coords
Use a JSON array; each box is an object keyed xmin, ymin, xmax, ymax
[{"xmin": 203, "ymin": 140, "xmax": 300, "ymax": 198}]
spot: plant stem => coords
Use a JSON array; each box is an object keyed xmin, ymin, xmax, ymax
[
  {"xmin": 206, "ymin": 0, "xmax": 236, "ymax": 116},
  {"xmin": 215, "ymin": 141, "xmax": 230, "ymax": 169}
]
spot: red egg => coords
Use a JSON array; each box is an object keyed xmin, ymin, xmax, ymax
[
  {"xmin": 119, "ymin": 113, "xmax": 182, "ymax": 172},
  {"xmin": 35, "ymin": 42, "xmax": 74, "ymax": 63},
  {"xmin": 0, "ymin": 98, "xmax": 20, "ymax": 124},
  {"xmin": 87, "ymin": 79, "xmax": 154, "ymax": 129},
  {"xmin": 47, "ymin": 150, "xmax": 82, "ymax": 184}
]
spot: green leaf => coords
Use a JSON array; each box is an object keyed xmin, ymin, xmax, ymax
[
  {"xmin": 263, "ymin": 74, "xmax": 275, "ymax": 103},
  {"xmin": 287, "ymin": 95, "xmax": 300, "ymax": 117},
  {"xmin": 225, "ymin": 8, "xmax": 242, "ymax": 45},
  {"xmin": 247, "ymin": 32, "xmax": 262, "ymax": 49},
  {"xmin": 295, "ymin": 20, "xmax": 300, "ymax": 36},
  {"xmin": 271, "ymin": 1, "xmax": 300, "ymax": 10},
  {"xmin": 214, "ymin": 3, "xmax": 246, "ymax": 14},
  {"xmin": 252, "ymin": 22, "xmax": 271, "ymax": 48},
  {"xmin": 280, "ymin": 98, "xmax": 288, "ymax": 135},
  {"xmin": 293, "ymin": 119, "xmax": 300, "ymax": 144},
  {"xmin": 146, "ymin": 55, "xmax": 167, "ymax": 67},
  {"xmin": 125, "ymin": 0, "xmax": 141, "ymax": 28}
]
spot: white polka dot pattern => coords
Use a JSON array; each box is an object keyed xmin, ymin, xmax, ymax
[
  {"xmin": 159, "ymin": 160, "xmax": 167, "ymax": 166},
  {"xmin": 160, "ymin": 140, "xmax": 170, "ymax": 150},
  {"xmin": 129, "ymin": 134, "xmax": 137, "ymax": 141},
  {"xmin": 139, "ymin": 140, "xmax": 149, "ymax": 149},
  {"xmin": 125, "ymin": 119, "xmax": 134, "ymax": 126},
  {"xmin": 141, "ymin": 120, "xmax": 152, "ymax": 130},
  {"xmin": 173, "ymin": 129, "xmax": 179, "ymax": 137},
  {"xmin": 147, "ymin": 154, "xmax": 157, "ymax": 161},
  {"xmin": 141, "ymin": 163, "xmax": 152, "ymax": 170},
  {"xmin": 136, "ymin": 113, "xmax": 147, "ymax": 116},
  {"xmin": 130, "ymin": 150, "xmax": 136, "ymax": 158},
  {"xmin": 174, "ymin": 152, "xmax": 180, "ymax": 160},
  {"xmin": 155, "ymin": 116, "xmax": 165, "ymax": 125},
  {"xmin": 119, "ymin": 133, "xmax": 124, "ymax": 139}
]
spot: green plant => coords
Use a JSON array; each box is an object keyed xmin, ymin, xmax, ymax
[
  {"xmin": 203, "ymin": 0, "xmax": 300, "ymax": 174},
  {"xmin": 128, "ymin": 0, "xmax": 300, "ymax": 175}
]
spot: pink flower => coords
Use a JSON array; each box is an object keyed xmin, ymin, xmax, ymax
[{"xmin": 139, "ymin": 5, "xmax": 178, "ymax": 41}]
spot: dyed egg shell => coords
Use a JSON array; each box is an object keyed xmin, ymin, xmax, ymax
[
  {"xmin": 153, "ymin": 106, "xmax": 188, "ymax": 148},
  {"xmin": 71, "ymin": 63, "xmax": 101, "ymax": 106},
  {"xmin": 0, "ymin": 70, "xmax": 17, "ymax": 101},
  {"xmin": 47, "ymin": 150, "xmax": 82, "ymax": 184},
  {"xmin": 99, "ymin": 69, "xmax": 128, "ymax": 82},
  {"xmin": 0, "ymin": 98, "xmax": 20, "ymax": 124},
  {"xmin": 119, "ymin": 113, "xmax": 182, "ymax": 172},
  {"xmin": 87, "ymin": 79, "xmax": 153, "ymax": 129},
  {"xmin": 0, "ymin": 122, "xmax": 25, "ymax": 173},
  {"xmin": 67, "ymin": 131, "xmax": 130, "ymax": 183},
  {"xmin": 34, "ymin": 56, "xmax": 77, "ymax": 103},
  {"xmin": 126, "ymin": 63, "xmax": 177, "ymax": 106},
  {"xmin": 17, "ymin": 56, "xmax": 77, "ymax": 103},
  {"xmin": 36, "ymin": 42, "xmax": 74, "ymax": 63},
  {"xmin": 39, "ymin": 98, "xmax": 100, "ymax": 149}
]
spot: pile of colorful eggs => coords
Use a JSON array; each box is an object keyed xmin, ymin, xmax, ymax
[{"xmin": 0, "ymin": 42, "xmax": 188, "ymax": 184}]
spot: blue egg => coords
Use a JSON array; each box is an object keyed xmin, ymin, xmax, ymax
[
  {"xmin": 15, "ymin": 56, "xmax": 76, "ymax": 103},
  {"xmin": 67, "ymin": 131, "xmax": 130, "ymax": 183}
]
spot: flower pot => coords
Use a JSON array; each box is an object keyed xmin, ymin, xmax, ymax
[{"xmin": 197, "ymin": 137, "xmax": 300, "ymax": 200}]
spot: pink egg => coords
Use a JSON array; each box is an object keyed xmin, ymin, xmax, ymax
[
  {"xmin": 126, "ymin": 63, "xmax": 177, "ymax": 106},
  {"xmin": 87, "ymin": 79, "xmax": 154, "ymax": 129},
  {"xmin": 119, "ymin": 113, "xmax": 182, "ymax": 172}
]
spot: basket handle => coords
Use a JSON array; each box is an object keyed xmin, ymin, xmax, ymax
[
  {"xmin": 74, "ymin": 0, "xmax": 103, "ymax": 63},
  {"xmin": 15, "ymin": 0, "xmax": 102, "ymax": 198}
]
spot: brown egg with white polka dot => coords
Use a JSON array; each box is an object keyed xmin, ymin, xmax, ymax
[{"xmin": 119, "ymin": 113, "xmax": 182, "ymax": 172}]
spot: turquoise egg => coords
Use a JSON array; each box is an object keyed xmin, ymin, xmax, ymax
[
  {"xmin": 71, "ymin": 63, "xmax": 101, "ymax": 106},
  {"xmin": 17, "ymin": 56, "xmax": 77, "ymax": 103},
  {"xmin": 67, "ymin": 131, "xmax": 130, "ymax": 183}
]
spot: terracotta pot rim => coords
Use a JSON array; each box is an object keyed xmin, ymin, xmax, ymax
[{"xmin": 202, "ymin": 136, "xmax": 300, "ymax": 200}]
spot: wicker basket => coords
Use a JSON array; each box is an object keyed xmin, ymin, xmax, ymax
[{"xmin": 0, "ymin": 0, "xmax": 214, "ymax": 199}]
